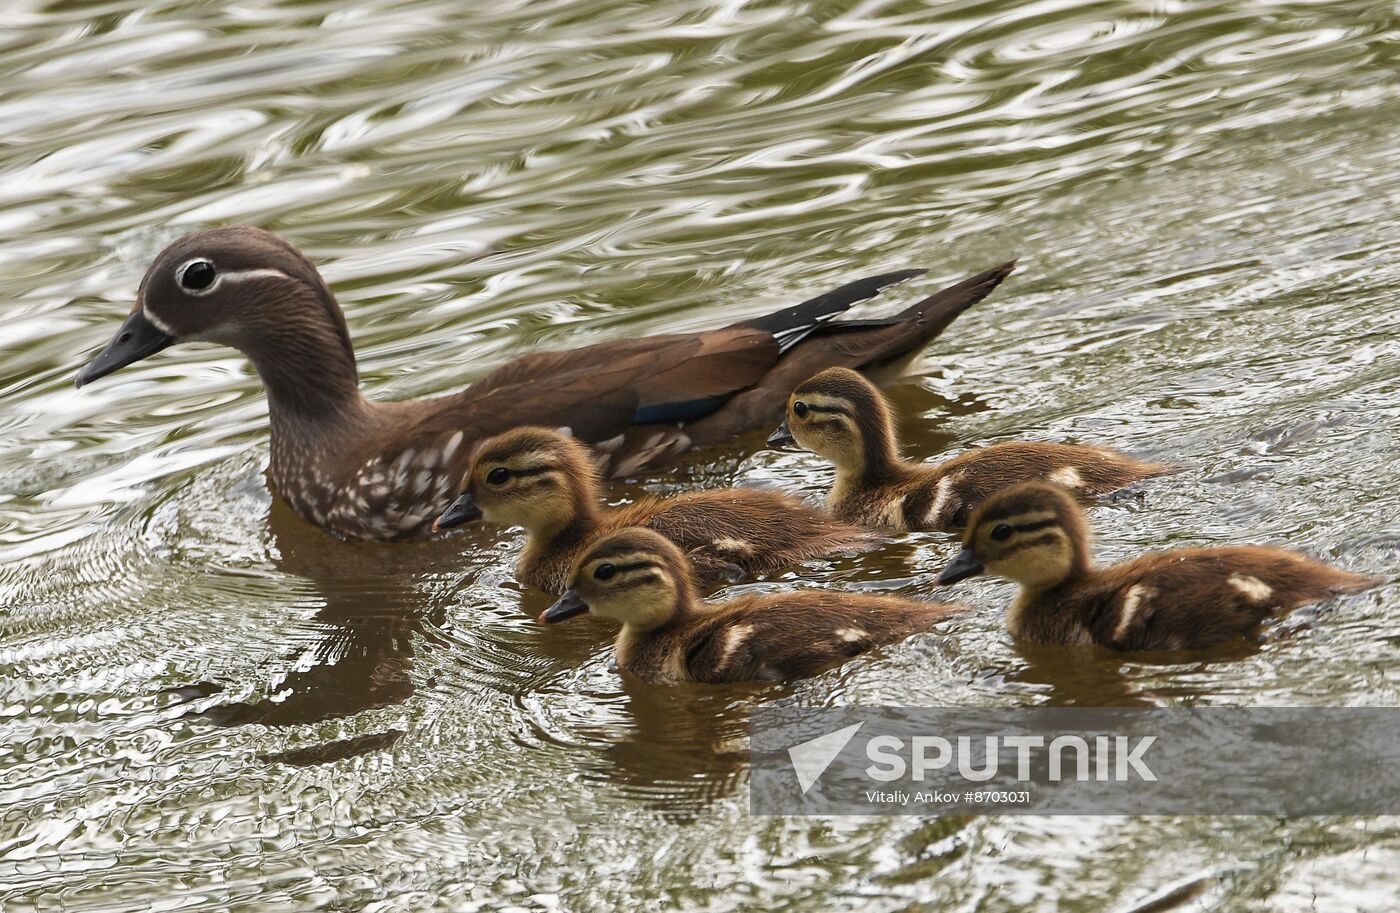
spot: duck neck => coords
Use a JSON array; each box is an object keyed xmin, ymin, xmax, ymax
[
  {"xmin": 833, "ymin": 424, "xmax": 908, "ymax": 503},
  {"xmin": 527, "ymin": 486, "xmax": 603, "ymax": 550},
  {"xmin": 623, "ymin": 584, "xmax": 697, "ymax": 639},
  {"xmin": 241, "ymin": 283, "xmax": 366, "ymax": 422},
  {"xmin": 864, "ymin": 411, "xmax": 908, "ymax": 483},
  {"xmin": 1015, "ymin": 548, "xmax": 1093, "ymax": 599}
]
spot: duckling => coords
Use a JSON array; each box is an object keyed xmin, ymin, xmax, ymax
[
  {"xmin": 935, "ymin": 482, "xmax": 1379, "ymax": 651},
  {"xmin": 434, "ymin": 427, "xmax": 879, "ymax": 593},
  {"xmin": 540, "ymin": 527, "xmax": 965, "ymax": 684},
  {"xmin": 768, "ymin": 367, "xmax": 1172, "ymax": 531},
  {"xmin": 75, "ymin": 226, "xmax": 1015, "ymax": 541}
]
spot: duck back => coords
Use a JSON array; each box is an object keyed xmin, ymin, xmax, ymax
[
  {"xmin": 626, "ymin": 591, "xmax": 962, "ymax": 684},
  {"xmin": 1023, "ymin": 546, "xmax": 1377, "ymax": 651}
]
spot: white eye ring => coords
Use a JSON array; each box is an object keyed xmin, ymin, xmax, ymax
[{"xmin": 176, "ymin": 258, "xmax": 219, "ymax": 295}]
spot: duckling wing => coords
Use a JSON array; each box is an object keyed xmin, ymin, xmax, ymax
[
  {"xmin": 643, "ymin": 489, "xmax": 878, "ymax": 583},
  {"xmin": 680, "ymin": 612, "xmax": 826, "ymax": 684},
  {"xmin": 683, "ymin": 596, "xmax": 959, "ymax": 683},
  {"xmin": 923, "ymin": 442, "xmax": 1171, "ymax": 529},
  {"xmin": 1090, "ymin": 547, "xmax": 1370, "ymax": 651}
]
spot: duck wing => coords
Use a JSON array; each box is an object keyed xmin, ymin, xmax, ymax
[{"xmin": 457, "ymin": 268, "xmax": 928, "ymax": 429}]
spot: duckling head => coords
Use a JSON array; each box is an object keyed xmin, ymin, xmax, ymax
[
  {"xmin": 76, "ymin": 227, "xmax": 355, "ymax": 395},
  {"xmin": 937, "ymin": 482, "xmax": 1092, "ymax": 590},
  {"xmin": 435, "ymin": 427, "xmax": 598, "ymax": 535},
  {"xmin": 541, "ymin": 527, "xmax": 695, "ymax": 630},
  {"xmin": 774, "ymin": 367, "xmax": 900, "ymax": 476}
]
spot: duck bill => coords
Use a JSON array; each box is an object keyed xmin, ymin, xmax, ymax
[
  {"xmin": 766, "ymin": 418, "xmax": 796, "ymax": 449},
  {"xmin": 936, "ymin": 547, "xmax": 985, "ymax": 585},
  {"xmin": 75, "ymin": 310, "xmax": 175, "ymax": 388},
  {"xmin": 433, "ymin": 492, "xmax": 482, "ymax": 531},
  {"xmin": 539, "ymin": 589, "xmax": 590, "ymax": 624}
]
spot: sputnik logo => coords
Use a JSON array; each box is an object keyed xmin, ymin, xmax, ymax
[{"xmin": 787, "ymin": 722, "xmax": 864, "ymax": 794}]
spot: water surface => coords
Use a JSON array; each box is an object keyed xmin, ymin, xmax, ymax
[{"xmin": 2, "ymin": 1, "xmax": 1399, "ymax": 910}]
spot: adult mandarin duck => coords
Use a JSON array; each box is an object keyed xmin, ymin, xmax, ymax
[{"xmin": 76, "ymin": 226, "xmax": 1014, "ymax": 540}]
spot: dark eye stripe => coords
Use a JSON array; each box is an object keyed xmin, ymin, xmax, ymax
[
  {"xmin": 998, "ymin": 532, "xmax": 1062, "ymax": 556},
  {"xmin": 803, "ymin": 404, "xmax": 851, "ymax": 416},
  {"xmin": 508, "ymin": 465, "xmax": 554, "ymax": 478},
  {"xmin": 610, "ymin": 560, "xmax": 657, "ymax": 575},
  {"xmin": 1010, "ymin": 519, "xmax": 1058, "ymax": 534}
]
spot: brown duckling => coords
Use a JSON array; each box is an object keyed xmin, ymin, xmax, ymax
[
  {"xmin": 434, "ymin": 427, "xmax": 878, "ymax": 593},
  {"xmin": 75, "ymin": 226, "xmax": 1015, "ymax": 541},
  {"xmin": 541, "ymin": 527, "xmax": 965, "ymax": 684},
  {"xmin": 935, "ymin": 482, "xmax": 1379, "ymax": 651},
  {"xmin": 768, "ymin": 367, "xmax": 1172, "ymax": 531}
]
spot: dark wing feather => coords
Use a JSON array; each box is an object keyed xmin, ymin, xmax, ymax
[
  {"xmin": 735, "ymin": 268, "xmax": 927, "ymax": 351},
  {"xmin": 684, "ymin": 261, "xmax": 1017, "ymax": 447}
]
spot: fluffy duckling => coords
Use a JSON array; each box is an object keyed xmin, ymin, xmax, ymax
[
  {"xmin": 541, "ymin": 527, "xmax": 965, "ymax": 684},
  {"xmin": 768, "ymin": 367, "xmax": 1173, "ymax": 531},
  {"xmin": 435, "ymin": 427, "xmax": 878, "ymax": 593},
  {"xmin": 936, "ymin": 482, "xmax": 1378, "ymax": 650}
]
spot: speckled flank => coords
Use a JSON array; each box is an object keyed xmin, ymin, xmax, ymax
[{"xmin": 274, "ymin": 426, "xmax": 467, "ymax": 540}]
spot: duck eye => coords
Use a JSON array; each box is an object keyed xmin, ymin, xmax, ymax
[
  {"xmin": 177, "ymin": 258, "xmax": 217, "ymax": 293},
  {"xmin": 793, "ymin": 401, "xmax": 809, "ymax": 418},
  {"xmin": 593, "ymin": 563, "xmax": 617, "ymax": 581},
  {"xmin": 991, "ymin": 524, "xmax": 1013, "ymax": 542},
  {"xmin": 485, "ymin": 467, "xmax": 510, "ymax": 486}
]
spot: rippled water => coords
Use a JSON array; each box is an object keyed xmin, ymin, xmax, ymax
[{"xmin": 3, "ymin": 0, "xmax": 1400, "ymax": 909}]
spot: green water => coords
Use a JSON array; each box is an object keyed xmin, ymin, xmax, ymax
[{"xmin": 2, "ymin": 0, "xmax": 1399, "ymax": 910}]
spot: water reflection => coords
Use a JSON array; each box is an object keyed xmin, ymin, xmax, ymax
[
  {"xmin": 194, "ymin": 499, "xmax": 455, "ymax": 732},
  {"xmin": 589, "ymin": 679, "xmax": 760, "ymax": 816}
]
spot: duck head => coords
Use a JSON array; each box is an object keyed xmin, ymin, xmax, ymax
[
  {"xmin": 435, "ymin": 427, "xmax": 597, "ymax": 535},
  {"xmin": 76, "ymin": 227, "xmax": 358, "ymax": 408},
  {"xmin": 773, "ymin": 367, "xmax": 901, "ymax": 478},
  {"xmin": 937, "ymin": 482, "xmax": 1092, "ymax": 590},
  {"xmin": 541, "ymin": 527, "xmax": 696, "ymax": 628}
]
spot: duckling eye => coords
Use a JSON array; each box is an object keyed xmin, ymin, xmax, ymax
[
  {"xmin": 486, "ymin": 467, "xmax": 510, "ymax": 486},
  {"xmin": 177, "ymin": 258, "xmax": 218, "ymax": 293},
  {"xmin": 990, "ymin": 524, "xmax": 1013, "ymax": 542},
  {"xmin": 793, "ymin": 401, "xmax": 809, "ymax": 418},
  {"xmin": 593, "ymin": 563, "xmax": 617, "ymax": 581}
]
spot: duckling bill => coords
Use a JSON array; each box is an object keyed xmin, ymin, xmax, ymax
[
  {"xmin": 774, "ymin": 367, "xmax": 1173, "ymax": 531},
  {"xmin": 935, "ymin": 482, "xmax": 1378, "ymax": 651},
  {"xmin": 541, "ymin": 527, "xmax": 965, "ymax": 684},
  {"xmin": 436, "ymin": 426, "xmax": 879, "ymax": 593},
  {"xmin": 75, "ymin": 226, "xmax": 1015, "ymax": 541}
]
